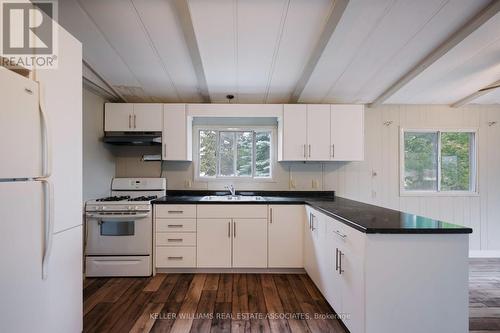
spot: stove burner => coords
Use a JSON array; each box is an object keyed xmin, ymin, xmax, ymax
[
  {"xmin": 96, "ymin": 195, "xmax": 131, "ymax": 202},
  {"xmin": 128, "ymin": 195, "xmax": 158, "ymax": 202}
]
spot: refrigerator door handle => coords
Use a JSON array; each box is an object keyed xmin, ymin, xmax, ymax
[
  {"xmin": 38, "ymin": 82, "xmax": 52, "ymax": 178},
  {"xmin": 40, "ymin": 179, "xmax": 54, "ymax": 280}
]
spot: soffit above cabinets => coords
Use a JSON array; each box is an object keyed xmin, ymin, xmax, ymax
[{"xmin": 58, "ymin": 0, "xmax": 500, "ymax": 105}]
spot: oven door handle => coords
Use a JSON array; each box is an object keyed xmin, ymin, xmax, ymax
[{"xmin": 86, "ymin": 213, "xmax": 149, "ymax": 220}]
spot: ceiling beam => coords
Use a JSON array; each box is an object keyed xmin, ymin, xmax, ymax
[
  {"xmin": 289, "ymin": 0, "xmax": 349, "ymax": 103},
  {"xmin": 173, "ymin": 0, "xmax": 211, "ymax": 103},
  {"xmin": 82, "ymin": 59, "xmax": 125, "ymax": 102},
  {"xmin": 369, "ymin": 0, "xmax": 500, "ymax": 108},
  {"xmin": 450, "ymin": 79, "xmax": 500, "ymax": 107}
]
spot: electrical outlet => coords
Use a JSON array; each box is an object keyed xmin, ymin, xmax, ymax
[
  {"xmin": 185, "ymin": 180, "xmax": 192, "ymax": 188},
  {"xmin": 289, "ymin": 179, "xmax": 296, "ymax": 189},
  {"xmin": 312, "ymin": 180, "xmax": 319, "ymax": 189}
]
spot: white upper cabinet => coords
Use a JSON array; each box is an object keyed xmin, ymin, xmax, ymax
[
  {"xmin": 280, "ymin": 104, "xmax": 307, "ymax": 161},
  {"xmin": 279, "ymin": 104, "xmax": 363, "ymax": 161},
  {"xmin": 163, "ymin": 104, "xmax": 192, "ymax": 161},
  {"xmin": 104, "ymin": 103, "xmax": 162, "ymax": 132},
  {"xmin": 306, "ymin": 105, "xmax": 331, "ymax": 161},
  {"xmin": 133, "ymin": 104, "xmax": 163, "ymax": 132},
  {"xmin": 330, "ymin": 105, "xmax": 364, "ymax": 161},
  {"xmin": 104, "ymin": 103, "xmax": 133, "ymax": 132}
]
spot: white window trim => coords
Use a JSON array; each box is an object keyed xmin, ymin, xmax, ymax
[
  {"xmin": 193, "ymin": 125, "xmax": 277, "ymax": 183},
  {"xmin": 399, "ymin": 127, "xmax": 479, "ymax": 197}
]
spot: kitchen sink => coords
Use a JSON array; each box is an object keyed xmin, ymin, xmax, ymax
[{"xmin": 200, "ymin": 195, "xmax": 265, "ymax": 202}]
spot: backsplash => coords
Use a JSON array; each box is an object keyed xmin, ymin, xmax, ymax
[{"xmin": 115, "ymin": 154, "xmax": 335, "ymax": 191}]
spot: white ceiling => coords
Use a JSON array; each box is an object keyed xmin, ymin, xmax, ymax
[{"xmin": 58, "ymin": 0, "xmax": 500, "ymax": 105}]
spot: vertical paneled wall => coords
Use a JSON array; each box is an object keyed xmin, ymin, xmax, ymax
[{"xmin": 324, "ymin": 104, "xmax": 500, "ymax": 252}]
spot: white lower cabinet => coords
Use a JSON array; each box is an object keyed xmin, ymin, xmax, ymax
[
  {"xmin": 268, "ymin": 205, "xmax": 304, "ymax": 268},
  {"xmin": 155, "ymin": 205, "xmax": 197, "ymax": 268},
  {"xmin": 197, "ymin": 219, "xmax": 232, "ymax": 268},
  {"xmin": 304, "ymin": 206, "xmax": 322, "ymax": 288},
  {"xmin": 196, "ymin": 205, "xmax": 268, "ymax": 268},
  {"xmin": 304, "ymin": 207, "xmax": 366, "ymax": 333},
  {"xmin": 232, "ymin": 219, "xmax": 267, "ymax": 268}
]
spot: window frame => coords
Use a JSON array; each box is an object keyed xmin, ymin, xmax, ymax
[
  {"xmin": 399, "ymin": 127, "xmax": 478, "ymax": 197},
  {"xmin": 194, "ymin": 125, "xmax": 276, "ymax": 182}
]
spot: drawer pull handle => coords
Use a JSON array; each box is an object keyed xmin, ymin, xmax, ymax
[
  {"xmin": 167, "ymin": 224, "xmax": 183, "ymax": 228},
  {"xmin": 167, "ymin": 256, "xmax": 183, "ymax": 260},
  {"xmin": 168, "ymin": 210, "xmax": 184, "ymax": 213},
  {"xmin": 335, "ymin": 230, "xmax": 347, "ymax": 238},
  {"xmin": 167, "ymin": 238, "xmax": 183, "ymax": 242}
]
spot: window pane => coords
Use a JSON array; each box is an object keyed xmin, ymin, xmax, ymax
[
  {"xmin": 199, "ymin": 130, "xmax": 217, "ymax": 177},
  {"xmin": 219, "ymin": 132, "xmax": 235, "ymax": 176},
  {"xmin": 255, "ymin": 131, "xmax": 271, "ymax": 177},
  {"xmin": 236, "ymin": 132, "xmax": 253, "ymax": 176},
  {"xmin": 404, "ymin": 132, "xmax": 438, "ymax": 191},
  {"xmin": 441, "ymin": 132, "xmax": 472, "ymax": 191}
]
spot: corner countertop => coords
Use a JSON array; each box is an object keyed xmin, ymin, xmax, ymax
[{"xmin": 152, "ymin": 191, "xmax": 473, "ymax": 235}]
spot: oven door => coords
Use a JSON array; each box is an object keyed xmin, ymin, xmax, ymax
[{"xmin": 85, "ymin": 211, "xmax": 152, "ymax": 255}]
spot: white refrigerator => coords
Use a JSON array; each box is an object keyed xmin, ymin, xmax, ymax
[{"xmin": 0, "ymin": 39, "xmax": 83, "ymax": 333}]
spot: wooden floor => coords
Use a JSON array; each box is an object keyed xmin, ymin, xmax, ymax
[
  {"xmin": 84, "ymin": 273, "xmax": 347, "ymax": 333},
  {"xmin": 84, "ymin": 259, "xmax": 500, "ymax": 333},
  {"xmin": 470, "ymin": 259, "xmax": 500, "ymax": 332}
]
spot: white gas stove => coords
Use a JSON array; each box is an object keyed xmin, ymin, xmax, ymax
[{"xmin": 85, "ymin": 178, "xmax": 166, "ymax": 277}]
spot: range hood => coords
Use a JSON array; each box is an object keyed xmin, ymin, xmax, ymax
[{"xmin": 102, "ymin": 132, "xmax": 162, "ymax": 146}]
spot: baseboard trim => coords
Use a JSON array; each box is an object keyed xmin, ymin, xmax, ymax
[
  {"xmin": 469, "ymin": 250, "xmax": 500, "ymax": 258},
  {"xmin": 155, "ymin": 267, "xmax": 306, "ymax": 274}
]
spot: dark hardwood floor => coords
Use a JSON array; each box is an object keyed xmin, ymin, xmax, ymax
[
  {"xmin": 84, "ymin": 273, "xmax": 346, "ymax": 333},
  {"xmin": 83, "ymin": 259, "xmax": 500, "ymax": 333}
]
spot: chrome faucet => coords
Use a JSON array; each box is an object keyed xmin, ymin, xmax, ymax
[{"xmin": 225, "ymin": 184, "xmax": 236, "ymax": 196}]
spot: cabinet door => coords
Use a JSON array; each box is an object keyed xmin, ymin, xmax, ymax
[
  {"xmin": 163, "ymin": 104, "xmax": 191, "ymax": 161},
  {"xmin": 324, "ymin": 218, "xmax": 343, "ymax": 313},
  {"xmin": 197, "ymin": 219, "xmax": 232, "ymax": 268},
  {"xmin": 340, "ymin": 246, "xmax": 365, "ymax": 333},
  {"xmin": 307, "ymin": 105, "xmax": 331, "ymax": 161},
  {"xmin": 268, "ymin": 205, "xmax": 304, "ymax": 268},
  {"xmin": 330, "ymin": 105, "xmax": 364, "ymax": 161},
  {"xmin": 281, "ymin": 104, "xmax": 307, "ymax": 161},
  {"xmin": 304, "ymin": 206, "xmax": 321, "ymax": 288},
  {"xmin": 104, "ymin": 103, "xmax": 133, "ymax": 131},
  {"xmin": 133, "ymin": 104, "xmax": 163, "ymax": 132},
  {"xmin": 232, "ymin": 219, "xmax": 267, "ymax": 268},
  {"xmin": 312, "ymin": 211, "xmax": 327, "ymax": 294}
]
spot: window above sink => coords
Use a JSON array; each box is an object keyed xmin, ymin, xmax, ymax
[{"xmin": 194, "ymin": 125, "xmax": 275, "ymax": 181}]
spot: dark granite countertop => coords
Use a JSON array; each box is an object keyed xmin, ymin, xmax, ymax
[{"xmin": 152, "ymin": 191, "xmax": 472, "ymax": 234}]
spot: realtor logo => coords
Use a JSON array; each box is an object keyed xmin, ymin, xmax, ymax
[{"xmin": 1, "ymin": 0, "xmax": 58, "ymax": 69}]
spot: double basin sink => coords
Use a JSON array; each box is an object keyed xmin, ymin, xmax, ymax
[{"xmin": 200, "ymin": 195, "xmax": 265, "ymax": 202}]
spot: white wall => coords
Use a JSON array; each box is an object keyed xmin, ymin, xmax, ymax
[
  {"xmin": 114, "ymin": 104, "xmax": 500, "ymax": 252},
  {"xmin": 83, "ymin": 88, "xmax": 115, "ymax": 201}
]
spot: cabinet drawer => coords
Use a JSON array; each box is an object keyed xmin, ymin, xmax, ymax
[
  {"xmin": 156, "ymin": 247, "xmax": 196, "ymax": 267},
  {"xmin": 197, "ymin": 205, "xmax": 267, "ymax": 218},
  {"xmin": 329, "ymin": 217, "xmax": 366, "ymax": 255},
  {"xmin": 156, "ymin": 233, "xmax": 196, "ymax": 246},
  {"xmin": 156, "ymin": 219, "xmax": 196, "ymax": 232},
  {"xmin": 155, "ymin": 205, "xmax": 196, "ymax": 218}
]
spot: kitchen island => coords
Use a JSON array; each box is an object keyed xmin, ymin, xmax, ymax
[{"xmin": 152, "ymin": 191, "xmax": 471, "ymax": 333}]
